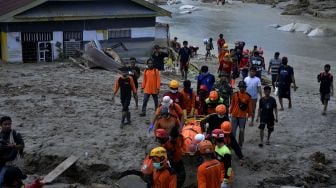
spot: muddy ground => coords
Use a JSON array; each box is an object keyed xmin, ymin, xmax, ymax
[
  {"xmin": 0, "ymin": 56, "xmax": 335, "ymax": 188},
  {"xmin": 1, "ymin": 1, "xmax": 336, "ymax": 187}
]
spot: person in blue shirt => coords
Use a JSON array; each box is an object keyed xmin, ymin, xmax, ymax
[{"xmin": 197, "ymin": 66, "xmax": 215, "ymax": 94}]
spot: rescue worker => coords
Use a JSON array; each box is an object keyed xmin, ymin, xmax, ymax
[
  {"xmin": 217, "ymin": 34, "xmax": 226, "ymax": 54},
  {"xmin": 164, "ymin": 80, "xmax": 187, "ymax": 118},
  {"xmin": 220, "ymin": 121, "xmax": 244, "ymax": 165},
  {"xmin": 197, "ymin": 66, "xmax": 215, "ymax": 93},
  {"xmin": 166, "ymin": 126, "xmax": 185, "ymax": 188},
  {"xmin": 2, "ymin": 166, "xmax": 44, "ymax": 188},
  {"xmin": 197, "ymin": 140, "xmax": 222, "ymax": 188},
  {"xmin": 180, "ymin": 80, "xmax": 196, "ymax": 117},
  {"xmin": 205, "ymin": 91, "xmax": 224, "ymax": 115},
  {"xmin": 229, "ymin": 81, "xmax": 253, "ymax": 147},
  {"xmin": 140, "ymin": 58, "xmax": 161, "ymax": 117},
  {"xmin": 218, "ymin": 53, "xmax": 233, "ymax": 78},
  {"xmin": 150, "ymin": 147, "xmax": 177, "ymax": 188},
  {"xmin": 154, "ymin": 106, "xmax": 180, "ymax": 136},
  {"xmin": 128, "ymin": 57, "xmax": 141, "ymax": 108},
  {"xmin": 212, "ymin": 129, "xmax": 232, "ymax": 187},
  {"xmin": 212, "ymin": 72, "xmax": 233, "ymax": 109},
  {"xmin": 149, "ymin": 96, "xmax": 183, "ymax": 133},
  {"xmin": 113, "ymin": 67, "xmax": 137, "ymax": 128},
  {"xmin": 154, "ymin": 128, "xmax": 185, "ymax": 188},
  {"xmin": 0, "ymin": 116, "xmax": 24, "ymax": 164},
  {"xmin": 201, "ymin": 105, "xmax": 229, "ymax": 135},
  {"xmin": 195, "ymin": 85, "xmax": 209, "ymax": 115},
  {"xmin": 218, "ymin": 44, "xmax": 230, "ymax": 66}
]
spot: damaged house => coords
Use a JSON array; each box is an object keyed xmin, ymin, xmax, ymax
[{"xmin": 0, "ymin": 0, "xmax": 171, "ymax": 63}]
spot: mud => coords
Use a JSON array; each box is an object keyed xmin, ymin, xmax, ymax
[{"xmin": 1, "ymin": 1, "xmax": 336, "ymax": 187}]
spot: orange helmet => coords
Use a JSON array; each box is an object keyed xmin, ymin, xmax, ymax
[
  {"xmin": 199, "ymin": 140, "xmax": 214, "ymax": 154},
  {"xmin": 215, "ymin": 104, "xmax": 226, "ymax": 115},
  {"xmin": 209, "ymin": 91, "xmax": 219, "ymax": 101},
  {"xmin": 155, "ymin": 129, "xmax": 168, "ymax": 138},
  {"xmin": 221, "ymin": 121, "xmax": 232, "ymax": 134}
]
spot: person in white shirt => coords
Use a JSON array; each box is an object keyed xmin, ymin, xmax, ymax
[{"xmin": 244, "ymin": 67, "xmax": 262, "ymax": 126}]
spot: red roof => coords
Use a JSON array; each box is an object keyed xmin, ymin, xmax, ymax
[{"xmin": 0, "ymin": 0, "xmax": 36, "ymax": 17}]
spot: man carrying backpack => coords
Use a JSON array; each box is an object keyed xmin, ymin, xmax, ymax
[{"xmin": 317, "ymin": 64, "xmax": 334, "ymax": 115}]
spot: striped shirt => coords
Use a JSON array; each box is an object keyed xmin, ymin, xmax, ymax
[{"xmin": 269, "ymin": 58, "xmax": 282, "ymax": 75}]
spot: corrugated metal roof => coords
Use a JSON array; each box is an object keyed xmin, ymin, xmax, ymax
[
  {"xmin": 0, "ymin": 0, "xmax": 35, "ymax": 16},
  {"xmin": 0, "ymin": 0, "xmax": 171, "ymax": 22},
  {"xmin": 16, "ymin": 1, "xmax": 156, "ymax": 18}
]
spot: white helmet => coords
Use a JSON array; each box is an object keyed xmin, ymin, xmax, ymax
[
  {"xmin": 194, "ymin": 134, "xmax": 205, "ymax": 143},
  {"xmin": 162, "ymin": 96, "xmax": 173, "ymax": 107}
]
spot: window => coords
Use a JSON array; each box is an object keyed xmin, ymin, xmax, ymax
[{"xmin": 108, "ymin": 28, "xmax": 131, "ymax": 39}]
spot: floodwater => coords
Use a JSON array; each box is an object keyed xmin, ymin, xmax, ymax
[{"xmin": 159, "ymin": 1, "xmax": 336, "ymax": 62}]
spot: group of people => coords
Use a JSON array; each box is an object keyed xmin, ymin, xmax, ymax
[
  {"xmin": 111, "ymin": 33, "xmax": 333, "ymax": 187},
  {"xmin": 0, "ymin": 116, "xmax": 44, "ymax": 188}
]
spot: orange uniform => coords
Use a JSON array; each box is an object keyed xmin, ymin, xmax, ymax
[
  {"xmin": 153, "ymin": 168, "xmax": 177, "ymax": 188},
  {"xmin": 197, "ymin": 159, "xmax": 222, "ymax": 188},
  {"xmin": 155, "ymin": 103, "xmax": 183, "ymax": 121},
  {"xmin": 113, "ymin": 76, "xmax": 137, "ymax": 94},
  {"xmin": 142, "ymin": 68, "xmax": 160, "ymax": 94},
  {"xmin": 180, "ymin": 89, "xmax": 196, "ymax": 114},
  {"xmin": 164, "ymin": 135, "xmax": 184, "ymax": 162},
  {"xmin": 154, "ymin": 116, "xmax": 180, "ymax": 136},
  {"xmin": 230, "ymin": 91, "xmax": 253, "ymax": 118}
]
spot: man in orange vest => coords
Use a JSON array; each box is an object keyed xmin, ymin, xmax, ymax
[{"xmin": 140, "ymin": 58, "xmax": 161, "ymax": 117}]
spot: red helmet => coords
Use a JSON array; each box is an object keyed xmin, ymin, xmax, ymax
[
  {"xmin": 211, "ymin": 129, "xmax": 225, "ymax": 139},
  {"xmin": 200, "ymin": 85, "xmax": 208, "ymax": 91},
  {"xmin": 155, "ymin": 129, "xmax": 168, "ymax": 138},
  {"xmin": 243, "ymin": 50, "xmax": 249, "ymax": 55}
]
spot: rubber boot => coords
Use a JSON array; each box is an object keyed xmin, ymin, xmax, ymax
[
  {"xmin": 120, "ymin": 111, "xmax": 127, "ymax": 129},
  {"xmin": 126, "ymin": 111, "xmax": 131, "ymax": 125}
]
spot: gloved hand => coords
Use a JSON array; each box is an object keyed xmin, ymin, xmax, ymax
[{"xmin": 148, "ymin": 123, "xmax": 154, "ymax": 133}]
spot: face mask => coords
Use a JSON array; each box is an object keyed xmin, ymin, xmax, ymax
[
  {"xmin": 217, "ymin": 114, "xmax": 225, "ymax": 118},
  {"xmin": 171, "ymin": 89, "xmax": 178, "ymax": 93},
  {"xmin": 153, "ymin": 162, "xmax": 163, "ymax": 170}
]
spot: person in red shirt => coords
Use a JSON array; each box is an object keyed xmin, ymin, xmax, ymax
[
  {"xmin": 240, "ymin": 50, "xmax": 250, "ymax": 80},
  {"xmin": 150, "ymin": 147, "xmax": 177, "ymax": 188},
  {"xmin": 197, "ymin": 140, "xmax": 222, "ymax": 188},
  {"xmin": 195, "ymin": 85, "xmax": 209, "ymax": 115},
  {"xmin": 217, "ymin": 34, "xmax": 225, "ymax": 54}
]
